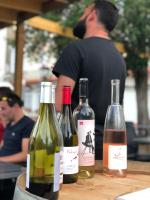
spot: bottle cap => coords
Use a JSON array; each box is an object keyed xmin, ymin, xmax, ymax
[
  {"xmin": 63, "ymin": 86, "xmax": 71, "ymax": 104},
  {"xmin": 41, "ymin": 82, "xmax": 52, "ymax": 87},
  {"xmin": 111, "ymin": 79, "xmax": 120, "ymax": 85},
  {"xmin": 40, "ymin": 82, "xmax": 55, "ymax": 103},
  {"xmin": 79, "ymin": 78, "xmax": 88, "ymax": 98},
  {"xmin": 79, "ymin": 78, "xmax": 88, "ymax": 83}
]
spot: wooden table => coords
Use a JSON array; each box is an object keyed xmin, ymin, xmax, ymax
[
  {"xmin": 59, "ymin": 160, "xmax": 150, "ymax": 200},
  {"xmin": 14, "ymin": 160, "xmax": 150, "ymax": 200}
]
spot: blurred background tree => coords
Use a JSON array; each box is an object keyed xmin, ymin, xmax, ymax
[
  {"xmin": 112, "ymin": 0, "xmax": 150, "ymax": 125},
  {"xmin": 25, "ymin": 0, "xmax": 150, "ymax": 125},
  {"xmin": 25, "ymin": 0, "xmax": 91, "ymax": 62}
]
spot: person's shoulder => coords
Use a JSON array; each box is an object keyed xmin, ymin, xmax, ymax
[
  {"xmin": 65, "ymin": 40, "xmax": 81, "ymax": 49},
  {"xmin": 21, "ymin": 116, "xmax": 35, "ymax": 132},
  {"xmin": 61, "ymin": 40, "xmax": 83, "ymax": 55},
  {"xmin": 65, "ymin": 39, "xmax": 89, "ymax": 48},
  {"xmin": 22, "ymin": 116, "xmax": 35, "ymax": 126},
  {"xmin": 71, "ymin": 37, "xmax": 110, "ymax": 47}
]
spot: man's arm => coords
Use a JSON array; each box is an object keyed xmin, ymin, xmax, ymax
[
  {"xmin": 55, "ymin": 75, "xmax": 75, "ymax": 112},
  {"xmin": 0, "ymin": 138, "xmax": 29, "ymax": 163}
]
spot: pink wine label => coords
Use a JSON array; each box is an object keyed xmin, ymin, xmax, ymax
[
  {"xmin": 78, "ymin": 120, "xmax": 95, "ymax": 166},
  {"xmin": 108, "ymin": 145, "xmax": 127, "ymax": 169},
  {"xmin": 63, "ymin": 147, "xmax": 79, "ymax": 174}
]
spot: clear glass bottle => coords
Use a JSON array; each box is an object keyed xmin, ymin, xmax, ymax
[
  {"xmin": 26, "ymin": 82, "xmax": 60, "ymax": 199},
  {"xmin": 73, "ymin": 78, "xmax": 95, "ymax": 178},
  {"xmin": 103, "ymin": 79, "xmax": 127, "ymax": 177},
  {"xmin": 59, "ymin": 86, "xmax": 79, "ymax": 184}
]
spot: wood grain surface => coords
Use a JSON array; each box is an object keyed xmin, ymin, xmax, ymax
[
  {"xmin": 59, "ymin": 161, "xmax": 150, "ymax": 200},
  {"xmin": 14, "ymin": 161, "xmax": 150, "ymax": 200}
]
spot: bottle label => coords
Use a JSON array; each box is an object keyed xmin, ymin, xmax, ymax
[
  {"xmin": 78, "ymin": 120, "xmax": 95, "ymax": 166},
  {"xmin": 26, "ymin": 154, "xmax": 30, "ymax": 188},
  {"xmin": 59, "ymin": 150, "xmax": 64, "ymax": 184},
  {"xmin": 53, "ymin": 152, "xmax": 60, "ymax": 192},
  {"xmin": 108, "ymin": 145, "xmax": 127, "ymax": 169},
  {"xmin": 63, "ymin": 147, "xmax": 79, "ymax": 174}
]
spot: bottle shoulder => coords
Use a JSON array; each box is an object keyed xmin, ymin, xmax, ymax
[
  {"xmin": 30, "ymin": 107, "xmax": 60, "ymax": 147},
  {"xmin": 60, "ymin": 110, "xmax": 77, "ymax": 132},
  {"xmin": 73, "ymin": 104, "xmax": 95, "ymax": 119}
]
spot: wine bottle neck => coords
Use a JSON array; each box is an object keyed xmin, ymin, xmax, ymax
[
  {"xmin": 111, "ymin": 79, "xmax": 120, "ymax": 104},
  {"xmin": 79, "ymin": 97, "xmax": 89, "ymax": 105},
  {"xmin": 39, "ymin": 103, "xmax": 55, "ymax": 115},
  {"xmin": 62, "ymin": 104, "xmax": 71, "ymax": 111},
  {"xmin": 79, "ymin": 78, "xmax": 89, "ymax": 105},
  {"xmin": 62, "ymin": 86, "xmax": 71, "ymax": 104}
]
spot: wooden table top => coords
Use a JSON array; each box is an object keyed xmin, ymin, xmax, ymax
[
  {"xmin": 14, "ymin": 160, "xmax": 150, "ymax": 200},
  {"xmin": 59, "ymin": 160, "xmax": 150, "ymax": 200}
]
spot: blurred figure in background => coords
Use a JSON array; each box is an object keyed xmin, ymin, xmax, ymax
[
  {"xmin": 0, "ymin": 87, "xmax": 13, "ymax": 142},
  {"xmin": 0, "ymin": 92, "xmax": 34, "ymax": 164},
  {"xmin": 0, "ymin": 119, "xmax": 4, "ymax": 143},
  {"xmin": 52, "ymin": 0, "xmax": 126, "ymax": 160},
  {"xmin": 0, "ymin": 87, "xmax": 12, "ymax": 96}
]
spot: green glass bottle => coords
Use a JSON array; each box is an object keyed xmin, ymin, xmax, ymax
[
  {"xmin": 26, "ymin": 82, "xmax": 60, "ymax": 200},
  {"xmin": 59, "ymin": 86, "xmax": 79, "ymax": 184}
]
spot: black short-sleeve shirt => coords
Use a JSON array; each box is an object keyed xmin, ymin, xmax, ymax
[
  {"xmin": 0, "ymin": 116, "xmax": 34, "ymax": 156},
  {"xmin": 53, "ymin": 37, "xmax": 126, "ymax": 132}
]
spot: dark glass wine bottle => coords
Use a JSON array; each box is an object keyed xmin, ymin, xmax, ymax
[
  {"xmin": 73, "ymin": 78, "xmax": 95, "ymax": 178},
  {"xmin": 26, "ymin": 82, "xmax": 60, "ymax": 199},
  {"xmin": 59, "ymin": 86, "xmax": 79, "ymax": 184},
  {"xmin": 103, "ymin": 79, "xmax": 127, "ymax": 177}
]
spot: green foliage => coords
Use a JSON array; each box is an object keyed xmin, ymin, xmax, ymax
[
  {"xmin": 25, "ymin": 26, "xmax": 55, "ymax": 62},
  {"xmin": 25, "ymin": 0, "xmax": 150, "ymax": 69},
  {"xmin": 25, "ymin": 0, "xmax": 92, "ymax": 61},
  {"xmin": 112, "ymin": 0, "xmax": 150, "ymax": 70}
]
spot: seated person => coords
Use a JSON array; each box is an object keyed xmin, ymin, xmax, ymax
[
  {"xmin": 0, "ymin": 92, "xmax": 34, "ymax": 164},
  {"xmin": 0, "ymin": 86, "xmax": 13, "ymax": 136},
  {"xmin": 0, "ymin": 86, "xmax": 12, "ymax": 98},
  {"xmin": 0, "ymin": 119, "xmax": 4, "ymax": 142}
]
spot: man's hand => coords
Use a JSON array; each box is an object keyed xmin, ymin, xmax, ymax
[
  {"xmin": 49, "ymin": 74, "xmax": 57, "ymax": 82},
  {"xmin": 55, "ymin": 75, "xmax": 75, "ymax": 112}
]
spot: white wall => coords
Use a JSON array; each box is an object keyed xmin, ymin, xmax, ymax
[
  {"xmin": 124, "ymin": 76, "xmax": 150, "ymax": 124},
  {"xmin": 0, "ymin": 29, "xmax": 7, "ymax": 80}
]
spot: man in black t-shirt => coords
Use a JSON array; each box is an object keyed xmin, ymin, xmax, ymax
[
  {"xmin": 52, "ymin": 1, "xmax": 126, "ymax": 159},
  {"xmin": 0, "ymin": 92, "xmax": 34, "ymax": 163}
]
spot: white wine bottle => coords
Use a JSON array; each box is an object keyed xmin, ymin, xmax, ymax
[
  {"xmin": 26, "ymin": 82, "xmax": 60, "ymax": 199},
  {"xmin": 103, "ymin": 79, "xmax": 127, "ymax": 177},
  {"xmin": 73, "ymin": 78, "xmax": 95, "ymax": 178},
  {"xmin": 60, "ymin": 86, "xmax": 79, "ymax": 184}
]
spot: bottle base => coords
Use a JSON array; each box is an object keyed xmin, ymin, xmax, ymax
[
  {"xmin": 63, "ymin": 174, "xmax": 78, "ymax": 184},
  {"xmin": 78, "ymin": 167, "xmax": 95, "ymax": 179},
  {"xmin": 26, "ymin": 182, "xmax": 59, "ymax": 200},
  {"xmin": 103, "ymin": 168, "xmax": 127, "ymax": 178}
]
